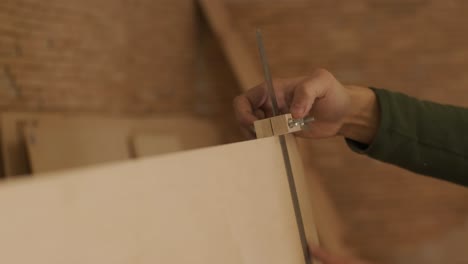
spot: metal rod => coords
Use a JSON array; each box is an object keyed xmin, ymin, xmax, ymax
[
  {"xmin": 256, "ymin": 28, "xmax": 311, "ymax": 264},
  {"xmin": 256, "ymin": 29, "xmax": 279, "ymax": 116}
]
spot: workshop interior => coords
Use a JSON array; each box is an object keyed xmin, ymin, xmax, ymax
[{"xmin": 0, "ymin": 1, "xmax": 467, "ymax": 264}]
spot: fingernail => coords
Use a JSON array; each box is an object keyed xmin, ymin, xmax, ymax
[{"xmin": 291, "ymin": 104, "xmax": 305, "ymax": 118}]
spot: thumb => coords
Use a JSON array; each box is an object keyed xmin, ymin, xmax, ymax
[{"xmin": 290, "ymin": 84, "xmax": 316, "ymax": 119}]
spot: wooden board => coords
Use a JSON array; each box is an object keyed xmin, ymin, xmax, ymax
[
  {"xmin": 2, "ymin": 112, "xmax": 222, "ymax": 176},
  {"xmin": 23, "ymin": 119, "xmax": 131, "ymax": 173},
  {"xmin": 131, "ymin": 134, "xmax": 182, "ymax": 157},
  {"xmin": 0, "ymin": 135, "xmax": 327, "ymax": 264},
  {"xmin": 1, "ymin": 112, "xmax": 65, "ymax": 177}
]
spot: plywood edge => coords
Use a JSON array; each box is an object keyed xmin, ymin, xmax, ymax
[
  {"xmin": 284, "ymin": 134, "xmax": 320, "ymax": 247},
  {"xmin": 287, "ymin": 135, "xmax": 352, "ymax": 257},
  {"xmin": 1, "ymin": 112, "xmax": 223, "ymax": 176}
]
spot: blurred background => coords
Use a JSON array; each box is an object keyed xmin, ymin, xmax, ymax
[{"xmin": 1, "ymin": 0, "xmax": 468, "ymax": 263}]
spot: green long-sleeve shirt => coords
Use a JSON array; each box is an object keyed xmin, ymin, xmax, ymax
[{"xmin": 346, "ymin": 88, "xmax": 468, "ymax": 187}]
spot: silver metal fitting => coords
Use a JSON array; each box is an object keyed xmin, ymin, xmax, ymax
[{"xmin": 288, "ymin": 116, "xmax": 315, "ymax": 128}]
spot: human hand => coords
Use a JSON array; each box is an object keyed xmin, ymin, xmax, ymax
[
  {"xmin": 233, "ymin": 69, "xmax": 378, "ymax": 143},
  {"xmin": 309, "ymin": 244, "xmax": 372, "ymax": 264},
  {"xmin": 233, "ymin": 69, "xmax": 351, "ymax": 139}
]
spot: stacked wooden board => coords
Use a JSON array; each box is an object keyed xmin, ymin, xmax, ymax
[{"xmin": 0, "ymin": 112, "xmax": 222, "ymax": 176}]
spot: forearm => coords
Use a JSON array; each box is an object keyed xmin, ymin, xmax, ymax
[{"xmin": 339, "ymin": 86, "xmax": 468, "ymax": 186}]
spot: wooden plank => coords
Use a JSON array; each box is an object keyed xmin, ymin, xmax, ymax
[
  {"xmin": 1, "ymin": 112, "xmax": 66, "ymax": 176},
  {"xmin": 24, "ymin": 116, "xmax": 221, "ymax": 174},
  {"xmin": 0, "ymin": 135, "xmax": 327, "ymax": 263},
  {"xmin": 198, "ymin": 0, "xmax": 263, "ymax": 91},
  {"xmin": 132, "ymin": 134, "xmax": 182, "ymax": 157},
  {"xmin": 23, "ymin": 120, "xmax": 131, "ymax": 174},
  {"xmin": 2, "ymin": 112, "xmax": 222, "ymax": 176}
]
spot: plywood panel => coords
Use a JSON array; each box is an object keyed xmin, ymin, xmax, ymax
[
  {"xmin": 1, "ymin": 112, "xmax": 66, "ymax": 176},
  {"xmin": 2, "ymin": 112, "xmax": 222, "ymax": 176},
  {"xmin": 132, "ymin": 134, "xmax": 182, "ymax": 157},
  {"xmin": 0, "ymin": 135, "xmax": 324, "ymax": 264},
  {"xmin": 23, "ymin": 119, "xmax": 130, "ymax": 173}
]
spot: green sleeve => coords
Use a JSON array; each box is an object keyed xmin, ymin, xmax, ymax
[{"xmin": 346, "ymin": 88, "xmax": 468, "ymax": 186}]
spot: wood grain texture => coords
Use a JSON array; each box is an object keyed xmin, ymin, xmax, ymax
[{"xmin": 0, "ymin": 135, "xmax": 323, "ymax": 264}]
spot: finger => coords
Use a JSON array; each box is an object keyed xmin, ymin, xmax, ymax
[
  {"xmin": 249, "ymin": 83, "xmax": 275, "ymax": 117},
  {"xmin": 233, "ymin": 95, "xmax": 258, "ymax": 126},
  {"xmin": 309, "ymin": 244, "xmax": 340, "ymax": 264},
  {"xmin": 263, "ymin": 99, "xmax": 274, "ymax": 117},
  {"xmin": 254, "ymin": 109, "xmax": 266, "ymax": 120},
  {"xmin": 240, "ymin": 126, "xmax": 256, "ymax": 140},
  {"xmin": 290, "ymin": 70, "xmax": 329, "ymax": 118},
  {"xmin": 245, "ymin": 83, "xmax": 269, "ymax": 109},
  {"xmin": 233, "ymin": 84, "xmax": 269, "ymax": 125}
]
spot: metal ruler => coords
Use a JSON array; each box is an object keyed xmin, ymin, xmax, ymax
[{"xmin": 256, "ymin": 29, "xmax": 311, "ymax": 264}]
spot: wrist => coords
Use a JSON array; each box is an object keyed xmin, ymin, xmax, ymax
[{"xmin": 339, "ymin": 85, "xmax": 380, "ymax": 144}]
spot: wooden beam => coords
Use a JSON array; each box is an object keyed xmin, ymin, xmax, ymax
[
  {"xmin": 253, "ymin": 118, "xmax": 274, "ymax": 138},
  {"xmin": 198, "ymin": 0, "xmax": 263, "ymax": 91}
]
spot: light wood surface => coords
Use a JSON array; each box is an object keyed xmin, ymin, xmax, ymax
[
  {"xmin": 254, "ymin": 114, "xmax": 302, "ymax": 138},
  {"xmin": 132, "ymin": 134, "xmax": 182, "ymax": 157},
  {"xmin": 0, "ymin": 135, "xmax": 324, "ymax": 264},
  {"xmin": 23, "ymin": 119, "xmax": 131, "ymax": 173},
  {"xmin": 2, "ymin": 112, "xmax": 222, "ymax": 176},
  {"xmin": 271, "ymin": 114, "xmax": 302, "ymax": 135},
  {"xmin": 253, "ymin": 118, "xmax": 273, "ymax": 138}
]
